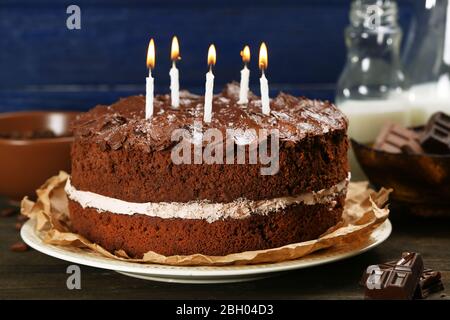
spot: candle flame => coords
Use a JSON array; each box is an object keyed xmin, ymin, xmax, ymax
[
  {"xmin": 171, "ymin": 36, "xmax": 180, "ymax": 61},
  {"xmin": 240, "ymin": 45, "xmax": 250, "ymax": 64},
  {"xmin": 146, "ymin": 38, "xmax": 156, "ymax": 69},
  {"xmin": 207, "ymin": 44, "xmax": 216, "ymax": 66},
  {"xmin": 259, "ymin": 42, "xmax": 268, "ymax": 70}
]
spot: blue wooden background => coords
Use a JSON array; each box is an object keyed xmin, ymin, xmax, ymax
[{"xmin": 0, "ymin": 0, "xmax": 413, "ymax": 112}]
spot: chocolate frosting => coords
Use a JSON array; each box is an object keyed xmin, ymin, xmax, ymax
[{"xmin": 72, "ymin": 82, "xmax": 348, "ymax": 152}]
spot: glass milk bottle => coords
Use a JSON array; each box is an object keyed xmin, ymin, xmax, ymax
[
  {"xmin": 403, "ymin": 0, "xmax": 450, "ymax": 126},
  {"xmin": 336, "ymin": 0, "xmax": 409, "ymax": 181}
]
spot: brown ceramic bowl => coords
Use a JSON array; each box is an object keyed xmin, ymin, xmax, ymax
[
  {"xmin": 352, "ymin": 139, "xmax": 450, "ymax": 217},
  {"xmin": 0, "ymin": 111, "xmax": 79, "ymax": 200}
]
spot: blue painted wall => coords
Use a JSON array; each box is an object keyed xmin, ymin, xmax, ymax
[{"xmin": 0, "ymin": 0, "xmax": 413, "ymax": 112}]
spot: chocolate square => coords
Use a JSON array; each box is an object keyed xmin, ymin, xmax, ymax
[
  {"xmin": 420, "ymin": 112, "xmax": 450, "ymax": 154},
  {"xmin": 363, "ymin": 252, "xmax": 424, "ymax": 300},
  {"xmin": 374, "ymin": 122, "xmax": 423, "ymax": 154},
  {"xmin": 414, "ymin": 269, "xmax": 444, "ymax": 299}
]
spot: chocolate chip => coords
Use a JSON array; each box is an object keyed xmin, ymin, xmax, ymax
[
  {"xmin": 0, "ymin": 207, "xmax": 17, "ymax": 217},
  {"xmin": 106, "ymin": 130, "xmax": 127, "ymax": 150},
  {"xmin": 10, "ymin": 241, "xmax": 28, "ymax": 252},
  {"xmin": 16, "ymin": 214, "xmax": 29, "ymax": 223},
  {"xmin": 97, "ymin": 139, "xmax": 110, "ymax": 151},
  {"xmin": 79, "ymin": 126, "xmax": 91, "ymax": 137},
  {"xmin": 113, "ymin": 115, "xmax": 127, "ymax": 125},
  {"xmin": 101, "ymin": 115, "xmax": 127, "ymax": 131},
  {"xmin": 100, "ymin": 120, "xmax": 114, "ymax": 131}
]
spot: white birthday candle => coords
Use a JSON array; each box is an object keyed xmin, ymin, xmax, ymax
[
  {"xmin": 238, "ymin": 45, "xmax": 251, "ymax": 104},
  {"xmin": 259, "ymin": 42, "xmax": 270, "ymax": 115},
  {"xmin": 145, "ymin": 38, "xmax": 156, "ymax": 119},
  {"xmin": 170, "ymin": 36, "xmax": 180, "ymax": 108},
  {"xmin": 204, "ymin": 44, "xmax": 216, "ymax": 123}
]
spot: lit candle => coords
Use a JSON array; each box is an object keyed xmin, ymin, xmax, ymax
[
  {"xmin": 238, "ymin": 45, "xmax": 251, "ymax": 104},
  {"xmin": 170, "ymin": 36, "xmax": 180, "ymax": 108},
  {"xmin": 259, "ymin": 42, "xmax": 270, "ymax": 115},
  {"xmin": 145, "ymin": 38, "xmax": 156, "ymax": 119},
  {"xmin": 204, "ymin": 44, "xmax": 216, "ymax": 123}
]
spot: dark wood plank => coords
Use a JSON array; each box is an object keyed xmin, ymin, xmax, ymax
[{"xmin": 1, "ymin": 200, "xmax": 448, "ymax": 300}]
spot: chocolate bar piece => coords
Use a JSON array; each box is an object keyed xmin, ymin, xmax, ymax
[
  {"xmin": 374, "ymin": 122, "xmax": 423, "ymax": 154},
  {"xmin": 362, "ymin": 259, "xmax": 444, "ymax": 299},
  {"xmin": 414, "ymin": 268, "xmax": 445, "ymax": 299},
  {"xmin": 364, "ymin": 252, "xmax": 424, "ymax": 300},
  {"xmin": 420, "ymin": 112, "xmax": 450, "ymax": 154}
]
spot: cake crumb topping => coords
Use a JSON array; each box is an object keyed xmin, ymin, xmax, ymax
[{"xmin": 72, "ymin": 82, "xmax": 348, "ymax": 152}]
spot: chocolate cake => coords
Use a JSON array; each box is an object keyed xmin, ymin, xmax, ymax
[{"xmin": 67, "ymin": 83, "xmax": 349, "ymax": 257}]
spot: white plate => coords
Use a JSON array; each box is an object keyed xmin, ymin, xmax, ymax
[{"xmin": 21, "ymin": 219, "xmax": 391, "ymax": 284}]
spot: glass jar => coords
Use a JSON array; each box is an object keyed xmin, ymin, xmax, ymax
[
  {"xmin": 336, "ymin": 0, "xmax": 409, "ymax": 180},
  {"xmin": 403, "ymin": 0, "xmax": 450, "ymax": 126}
]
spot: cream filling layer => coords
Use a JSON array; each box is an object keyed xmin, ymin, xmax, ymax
[{"xmin": 65, "ymin": 175, "xmax": 349, "ymax": 223}]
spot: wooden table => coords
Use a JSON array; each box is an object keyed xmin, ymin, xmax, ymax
[{"xmin": 1, "ymin": 200, "xmax": 449, "ymax": 300}]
